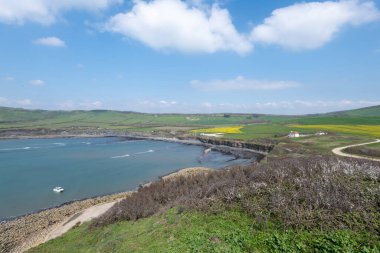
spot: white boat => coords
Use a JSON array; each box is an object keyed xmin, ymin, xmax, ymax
[{"xmin": 53, "ymin": 186, "xmax": 64, "ymax": 193}]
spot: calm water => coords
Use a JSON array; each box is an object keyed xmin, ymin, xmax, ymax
[{"xmin": 0, "ymin": 137, "xmax": 249, "ymax": 220}]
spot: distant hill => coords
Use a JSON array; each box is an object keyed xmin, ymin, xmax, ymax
[
  {"xmin": 0, "ymin": 105, "xmax": 379, "ymax": 131},
  {"xmin": 329, "ymin": 105, "xmax": 380, "ymax": 117}
]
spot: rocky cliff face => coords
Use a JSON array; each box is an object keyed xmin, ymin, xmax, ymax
[{"xmin": 197, "ymin": 138, "xmax": 274, "ymax": 153}]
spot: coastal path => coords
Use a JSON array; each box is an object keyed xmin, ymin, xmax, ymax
[{"xmin": 332, "ymin": 139, "xmax": 380, "ymax": 162}]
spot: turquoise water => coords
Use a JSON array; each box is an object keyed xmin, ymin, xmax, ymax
[{"xmin": 0, "ymin": 137, "xmax": 249, "ymax": 220}]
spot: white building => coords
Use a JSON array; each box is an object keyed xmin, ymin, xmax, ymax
[{"xmin": 288, "ymin": 131, "xmax": 300, "ymax": 138}]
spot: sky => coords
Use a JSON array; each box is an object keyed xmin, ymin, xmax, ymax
[{"xmin": 0, "ymin": 0, "xmax": 380, "ymax": 114}]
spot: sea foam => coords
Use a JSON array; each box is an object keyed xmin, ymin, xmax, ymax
[
  {"xmin": 111, "ymin": 154, "xmax": 130, "ymax": 159},
  {"xmin": 134, "ymin": 149, "xmax": 154, "ymax": 155}
]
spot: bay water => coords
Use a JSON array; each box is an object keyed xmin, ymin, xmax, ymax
[{"xmin": 0, "ymin": 137, "xmax": 249, "ymax": 220}]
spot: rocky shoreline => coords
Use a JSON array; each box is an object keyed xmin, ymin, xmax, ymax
[{"xmin": 0, "ymin": 192, "xmax": 132, "ymax": 253}]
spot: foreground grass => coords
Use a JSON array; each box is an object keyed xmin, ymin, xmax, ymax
[{"xmin": 28, "ymin": 209, "xmax": 379, "ymax": 253}]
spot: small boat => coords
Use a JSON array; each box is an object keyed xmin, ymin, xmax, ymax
[{"xmin": 53, "ymin": 186, "xmax": 64, "ymax": 193}]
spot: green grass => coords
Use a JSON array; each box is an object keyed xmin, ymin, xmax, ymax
[
  {"xmin": 334, "ymin": 105, "xmax": 380, "ymax": 117},
  {"xmin": 286, "ymin": 116, "xmax": 380, "ymax": 125},
  {"xmin": 0, "ymin": 107, "xmax": 289, "ymax": 130},
  {"xmin": 290, "ymin": 124, "xmax": 380, "ymax": 138},
  {"xmin": 223, "ymin": 123, "xmax": 298, "ymax": 140},
  {"xmin": 28, "ymin": 208, "xmax": 379, "ymax": 253}
]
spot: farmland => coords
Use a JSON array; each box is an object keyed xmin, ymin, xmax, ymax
[{"xmin": 290, "ymin": 124, "xmax": 380, "ymax": 138}]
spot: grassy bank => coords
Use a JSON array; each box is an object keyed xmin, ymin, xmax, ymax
[{"xmin": 28, "ymin": 209, "xmax": 379, "ymax": 253}]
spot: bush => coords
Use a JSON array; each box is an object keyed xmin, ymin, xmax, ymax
[{"xmin": 92, "ymin": 156, "xmax": 380, "ymax": 235}]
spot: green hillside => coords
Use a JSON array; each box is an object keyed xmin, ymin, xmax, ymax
[
  {"xmin": 1, "ymin": 106, "xmax": 379, "ymax": 135},
  {"xmin": 0, "ymin": 107, "xmax": 293, "ymax": 130},
  {"xmin": 330, "ymin": 105, "xmax": 380, "ymax": 117}
]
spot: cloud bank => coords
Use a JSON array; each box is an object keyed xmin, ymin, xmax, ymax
[
  {"xmin": 191, "ymin": 76, "xmax": 300, "ymax": 91},
  {"xmin": 29, "ymin": 79, "xmax": 45, "ymax": 86},
  {"xmin": 0, "ymin": 0, "xmax": 121, "ymax": 25},
  {"xmin": 34, "ymin": 37, "xmax": 66, "ymax": 47},
  {"xmin": 105, "ymin": 0, "xmax": 252, "ymax": 54},
  {"xmin": 251, "ymin": 0, "xmax": 380, "ymax": 50},
  {"xmin": 1, "ymin": 0, "xmax": 378, "ymax": 53}
]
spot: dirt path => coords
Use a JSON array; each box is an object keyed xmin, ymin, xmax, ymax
[
  {"xmin": 42, "ymin": 201, "xmax": 116, "ymax": 243},
  {"xmin": 332, "ymin": 139, "xmax": 380, "ymax": 162}
]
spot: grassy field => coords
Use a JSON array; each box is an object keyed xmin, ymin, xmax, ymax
[
  {"xmin": 191, "ymin": 126, "xmax": 243, "ymax": 134},
  {"xmin": 290, "ymin": 124, "xmax": 380, "ymax": 138},
  {"xmin": 28, "ymin": 209, "xmax": 378, "ymax": 253},
  {"xmin": 1, "ymin": 106, "xmax": 379, "ymax": 132}
]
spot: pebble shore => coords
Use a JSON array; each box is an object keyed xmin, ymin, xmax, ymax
[{"xmin": 0, "ymin": 192, "xmax": 131, "ymax": 253}]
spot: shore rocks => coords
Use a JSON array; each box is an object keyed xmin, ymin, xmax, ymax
[{"xmin": 0, "ymin": 192, "xmax": 130, "ymax": 253}]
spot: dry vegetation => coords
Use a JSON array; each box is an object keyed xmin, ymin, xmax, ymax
[
  {"xmin": 344, "ymin": 146, "xmax": 380, "ymax": 159},
  {"xmin": 93, "ymin": 156, "xmax": 380, "ymax": 236}
]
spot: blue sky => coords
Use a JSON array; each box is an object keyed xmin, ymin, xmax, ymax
[{"xmin": 0, "ymin": 0, "xmax": 379, "ymax": 114}]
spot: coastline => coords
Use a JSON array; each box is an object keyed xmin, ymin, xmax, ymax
[
  {"xmin": 0, "ymin": 133, "xmax": 270, "ymax": 252},
  {"xmin": 0, "ymin": 167, "xmax": 213, "ymax": 253},
  {"xmin": 0, "ymin": 131, "xmax": 271, "ymax": 159},
  {"xmin": 0, "ymin": 134, "xmax": 266, "ymax": 222},
  {"xmin": 0, "ymin": 191, "xmax": 132, "ymax": 253}
]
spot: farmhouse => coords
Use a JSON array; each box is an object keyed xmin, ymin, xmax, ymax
[{"xmin": 288, "ymin": 131, "xmax": 300, "ymax": 138}]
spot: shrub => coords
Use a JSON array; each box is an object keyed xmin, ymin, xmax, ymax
[{"xmin": 92, "ymin": 156, "xmax": 380, "ymax": 235}]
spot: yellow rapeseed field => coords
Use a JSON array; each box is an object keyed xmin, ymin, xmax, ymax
[
  {"xmin": 192, "ymin": 126, "xmax": 243, "ymax": 134},
  {"xmin": 290, "ymin": 124, "xmax": 380, "ymax": 137}
]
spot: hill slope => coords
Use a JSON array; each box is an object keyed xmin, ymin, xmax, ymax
[{"xmin": 330, "ymin": 105, "xmax": 380, "ymax": 117}]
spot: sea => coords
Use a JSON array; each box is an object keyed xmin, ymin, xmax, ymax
[{"xmin": 0, "ymin": 137, "xmax": 251, "ymax": 220}]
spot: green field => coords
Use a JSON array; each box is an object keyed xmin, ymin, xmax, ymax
[
  {"xmin": 2, "ymin": 106, "xmax": 379, "ymax": 145},
  {"xmin": 2, "ymin": 106, "xmax": 379, "ymax": 132}
]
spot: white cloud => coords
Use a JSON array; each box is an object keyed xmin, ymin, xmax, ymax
[
  {"xmin": 189, "ymin": 100, "xmax": 380, "ymax": 114},
  {"xmin": 191, "ymin": 76, "xmax": 300, "ymax": 91},
  {"xmin": 0, "ymin": 97, "xmax": 33, "ymax": 107},
  {"xmin": 251, "ymin": 0, "xmax": 380, "ymax": 50},
  {"xmin": 2, "ymin": 76, "xmax": 14, "ymax": 81},
  {"xmin": 105, "ymin": 0, "xmax": 252, "ymax": 54},
  {"xmin": 16, "ymin": 99, "xmax": 32, "ymax": 106},
  {"xmin": 58, "ymin": 100, "xmax": 75, "ymax": 110},
  {"xmin": 159, "ymin": 100, "xmax": 177, "ymax": 105},
  {"xmin": 0, "ymin": 0, "xmax": 122, "ymax": 25},
  {"xmin": 30, "ymin": 79, "xmax": 45, "ymax": 86},
  {"xmin": 0, "ymin": 97, "xmax": 9, "ymax": 105},
  {"xmin": 79, "ymin": 101, "xmax": 103, "ymax": 109},
  {"xmin": 58, "ymin": 100, "xmax": 104, "ymax": 110},
  {"xmin": 34, "ymin": 37, "xmax": 66, "ymax": 47}
]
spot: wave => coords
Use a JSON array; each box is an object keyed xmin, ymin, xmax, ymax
[
  {"xmin": 111, "ymin": 154, "xmax": 130, "ymax": 159},
  {"xmin": 134, "ymin": 149, "xmax": 154, "ymax": 155},
  {"xmin": 53, "ymin": 143, "xmax": 66, "ymax": 146},
  {"xmin": 0, "ymin": 146, "xmax": 35, "ymax": 151},
  {"xmin": 81, "ymin": 142, "xmax": 91, "ymax": 145}
]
